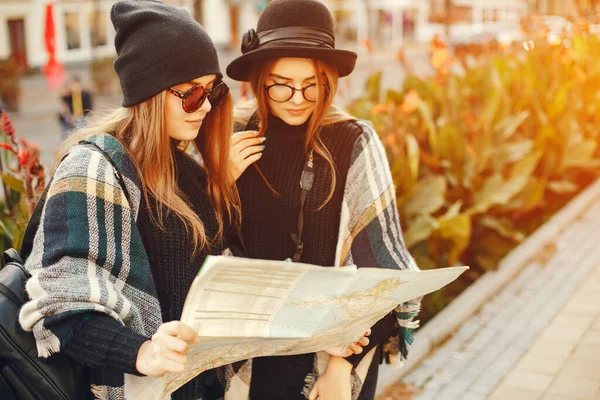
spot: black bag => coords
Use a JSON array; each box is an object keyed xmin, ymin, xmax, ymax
[
  {"xmin": 0, "ymin": 251, "xmax": 91, "ymax": 400},
  {"xmin": 0, "ymin": 143, "xmax": 128, "ymax": 399}
]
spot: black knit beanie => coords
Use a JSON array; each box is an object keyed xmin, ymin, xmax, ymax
[{"xmin": 111, "ymin": 0, "xmax": 222, "ymax": 107}]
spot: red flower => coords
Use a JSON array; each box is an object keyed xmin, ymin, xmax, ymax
[
  {"xmin": 0, "ymin": 143, "xmax": 16, "ymax": 153},
  {"xmin": 1, "ymin": 110, "xmax": 15, "ymax": 138},
  {"xmin": 18, "ymin": 148, "xmax": 30, "ymax": 167}
]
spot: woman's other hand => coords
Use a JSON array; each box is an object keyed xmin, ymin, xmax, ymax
[
  {"xmin": 229, "ymin": 130, "xmax": 265, "ymax": 180},
  {"xmin": 323, "ymin": 328, "xmax": 371, "ymax": 357}
]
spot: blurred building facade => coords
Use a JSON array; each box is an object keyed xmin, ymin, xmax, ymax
[
  {"xmin": 0, "ymin": 0, "xmax": 261, "ymax": 69},
  {"xmin": 0, "ymin": 0, "xmax": 592, "ymax": 70}
]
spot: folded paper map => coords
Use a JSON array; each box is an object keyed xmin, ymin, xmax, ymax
[{"xmin": 125, "ymin": 256, "xmax": 468, "ymax": 399}]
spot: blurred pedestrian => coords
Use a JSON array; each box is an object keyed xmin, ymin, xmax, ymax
[{"xmin": 58, "ymin": 75, "xmax": 93, "ymax": 139}]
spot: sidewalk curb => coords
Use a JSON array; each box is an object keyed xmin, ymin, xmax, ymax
[{"xmin": 376, "ymin": 178, "xmax": 600, "ymax": 396}]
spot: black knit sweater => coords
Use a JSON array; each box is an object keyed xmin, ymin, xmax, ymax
[
  {"xmin": 236, "ymin": 114, "xmax": 396, "ymax": 400},
  {"xmin": 62, "ymin": 147, "xmax": 225, "ymax": 399}
]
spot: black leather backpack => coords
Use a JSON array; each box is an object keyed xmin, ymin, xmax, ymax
[
  {"xmin": 0, "ymin": 143, "xmax": 126, "ymax": 399},
  {"xmin": 0, "ymin": 250, "xmax": 91, "ymax": 400}
]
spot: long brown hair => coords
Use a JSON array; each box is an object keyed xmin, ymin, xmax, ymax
[
  {"xmin": 57, "ymin": 91, "xmax": 240, "ymax": 254},
  {"xmin": 244, "ymin": 58, "xmax": 354, "ymax": 207}
]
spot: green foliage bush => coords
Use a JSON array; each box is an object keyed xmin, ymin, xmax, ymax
[
  {"xmin": 347, "ymin": 21, "xmax": 600, "ymax": 323},
  {"xmin": 0, "ymin": 109, "xmax": 45, "ymax": 264}
]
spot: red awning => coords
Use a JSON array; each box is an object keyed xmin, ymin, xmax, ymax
[{"xmin": 43, "ymin": 3, "xmax": 65, "ymax": 89}]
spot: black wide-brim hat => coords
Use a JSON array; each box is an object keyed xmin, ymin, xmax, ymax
[{"xmin": 226, "ymin": 0, "xmax": 357, "ymax": 82}]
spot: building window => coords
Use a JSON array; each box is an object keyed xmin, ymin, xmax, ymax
[
  {"xmin": 64, "ymin": 12, "xmax": 81, "ymax": 50},
  {"xmin": 90, "ymin": 10, "xmax": 108, "ymax": 47}
]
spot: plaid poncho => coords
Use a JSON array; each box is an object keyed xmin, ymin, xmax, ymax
[
  {"xmin": 222, "ymin": 112, "xmax": 421, "ymax": 400},
  {"xmin": 19, "ymin": 134, "xmax": 163, "ymax": 399}
]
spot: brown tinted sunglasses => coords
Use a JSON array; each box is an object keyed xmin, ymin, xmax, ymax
[{"xmin": 167, "ymin": 81, "xmax": 229, "ymax": 113}]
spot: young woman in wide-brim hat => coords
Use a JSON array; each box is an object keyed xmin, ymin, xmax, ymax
[{"xmin": 226, "ymin": 0, "xmax": 421, "ymax": 399}]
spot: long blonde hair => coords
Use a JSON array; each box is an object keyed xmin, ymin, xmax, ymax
[
  {"xmin": 239, "ymin": 58, "xmax": 354, "ymax": 207},
  {"xmin": 57, "ymin": 91, "xmax": 240, "ymax": 254}
]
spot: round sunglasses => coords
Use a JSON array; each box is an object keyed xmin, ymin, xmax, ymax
[
  {"xmin": 263, "ymin": 83, "xmax": 318, "ymax": 103},
  {"xmin": 167, "ymin": 81, "xmax": 229, "ymax": 113}
]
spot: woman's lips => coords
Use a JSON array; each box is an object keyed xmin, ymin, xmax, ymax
[{"xmin": 286, "ymin": 108, "xmax": 307, "ymax": 116}]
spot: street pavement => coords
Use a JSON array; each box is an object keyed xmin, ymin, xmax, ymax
[
  {"xmin": 7, "ymin": 41, "xmax": 430, "ymax": 168},
  {"xmin": 381, "ymin": 182, "xmax": 600, "ymax": 400}
]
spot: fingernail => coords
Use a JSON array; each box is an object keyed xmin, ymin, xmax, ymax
[
  {"xmin": 260, "ymin": 137, "xmax": 267, "ymax": 142},
  {"xmin": 253, "ymin": 131, "xmax": 259, "ymax": 135},
  {"xmin": 260, "ymin": 144, "xmax": 265, "ymax": 149}
]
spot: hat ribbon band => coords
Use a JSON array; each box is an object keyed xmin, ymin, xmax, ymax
[{"xmin": 257, "ymin": 27, "xmax": 335, "ymax": 49}]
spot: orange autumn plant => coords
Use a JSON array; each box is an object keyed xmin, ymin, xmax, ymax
[
  {"xmin": 347, "ymin": 20, "xmax": 600, "ymax": 323},
  {"xmin": 0, "ymin": 109, "xmax": 45, "ymax": 263}
]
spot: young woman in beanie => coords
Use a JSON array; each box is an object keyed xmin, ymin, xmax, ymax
[
  {"xmin": 19, "ymin": 1, "xmax": 238, "ymax": 399},
  {"xmin": 225, "ymin": 0, "xmax": 421, "ymax": 399}
]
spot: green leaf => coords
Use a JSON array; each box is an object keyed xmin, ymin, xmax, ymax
[
  {"xmin": 505, "ymin": 177, "xmax": 546, "ymax": 211},
  {"xmin": 469, "ymin": 151, "xmax": 541, "ymax": 215},
  {"xmin": 511, "ymin": 150, "xmax": 542, "ymax": 179},
  {"xmin": 2, "ymin": 173, "xmax": 25, "ymax": 194},
  {"xmin": 365, "ymin": 71, "xmax": 382, "ymax": 103},
  {"xmin": 0, "ymin": 217, "xmax": 13, "ymax": 242},
  {"xmin": 404, "ymin": 215, "xmax": 438, "ymax": 247},
  {"xmin": 403, "ymin": 175, "xmax": 447, "ymax": 218},
  {"xmin": 479, "ymin": 67, "xmax": 503, "ymax": 129},
  {"xmin": 405, "ymin": 134, "xmax": 420, "ymax": 181},
  {"xmin": 469, "ymin": 175, "xmax": 513, "ymax": 214},
  {"xmin": 403, "ymin": 74, "xmax": 442, "ymax": 104},
  {"xmin": 473, "ymin": 128, "xmax": 494, "ymax": 175},
  {"xmin": 411, "ymin": 250, "xmax": 439, "ymax": 270},
  {"xmin": 572, "ymin": 34, "xmax": 589, "ymax": 64},
  {"xmin": 346, "ymin": 97, "xmax": 374, "ymax": 120},
  {"xmin": 494, "ymin": 110, "xmax": 530, "ymax": 141},
  {"xmin": 479, "ymin": 216, "xmax": 524, "ymax": 242},
  {"xmin": 12, "ymin": 225, "xmax": 24, "ymax": 253},
  {"xmin": 417, "ymin": 101, "xmax": 438, "ymax": 155},
  {"xmin": 441, "ymin": 201, "xmax": 463, "ymax": 219},
  {"xmin": 562, "ymin": 140, "xmax": 598, "ymax": 170},
  {"xmin": 471, "ymin": 228, "xmax": 516, "ymax": 271},
  {"xmin": 493, "ymin": 140, "xmax": 534, "ymax": 172},
  {"xmin": 436, "ymin": 213, "xmax": 471, "ymax": 265},
  {"xmin": 385, "ymin": 89, "xmax": 404, "ymax": 104},
  {"xmin": 437, "ymin": 124, "xmax": 467, "ymax": 172},
  {"xmin": 549, "ymin": 82, "xmax": 572, "ymax": 118},
  {"xmin": 547, "ymin": 180, "xmax": 579, "ymax": 194},
  {"xmin": 532, "ymin": 97, "xmax": 550, "ymax": 127}
]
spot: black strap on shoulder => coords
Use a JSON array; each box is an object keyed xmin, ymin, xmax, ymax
[
  {"xmin": 291, "ymin": 150, "xmax": 314, "ymax": 262},
  {"xmin": 20, "ymin": 142, "xmax": 130, "ymax": 260},
  {"xmin": 78, "ymin": 142, "xmax": 131, "ymax": 203}
]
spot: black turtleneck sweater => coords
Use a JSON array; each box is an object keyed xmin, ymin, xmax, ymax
[
  {"xmin": 62, "ymin": 148, "xmax": 225, "ymax": 400},
  {"xmin": 236, "ymin": 114, "xmax": 396, "ymax": 400},
  {"xmin": 237, "ymin": 114, "xmax": 358, "ymax": 265}
]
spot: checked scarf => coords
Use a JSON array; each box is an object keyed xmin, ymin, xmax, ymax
[{"xmin": 19, "ymin": 134, "xmax": 163, "ymax": 399}]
